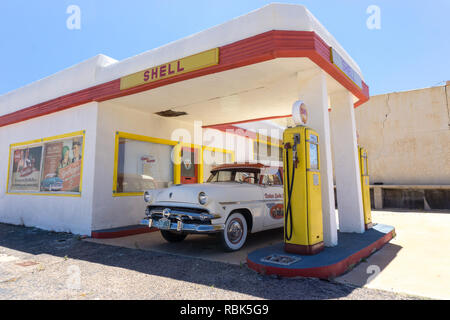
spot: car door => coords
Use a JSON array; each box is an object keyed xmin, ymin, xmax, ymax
[{"xmin": 261, "ymin": 170, "xmax": 284, "ymax": 228}]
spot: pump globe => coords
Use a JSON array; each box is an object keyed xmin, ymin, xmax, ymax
[{"xmin": 292, "ymin": 100, "xmax": 308, "ymax": 126}]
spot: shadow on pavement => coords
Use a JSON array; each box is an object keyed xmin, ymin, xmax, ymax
[
  {"xmin": 0, "ymin": 222, "xmax": 393, "ymax": 300},
  {"xmin": 335, "ymin": 242, "xmax": 402, "ymax": 287}
]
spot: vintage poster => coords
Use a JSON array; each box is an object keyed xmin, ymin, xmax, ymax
[
  {"xmin": 9, "ymin": 146, "xmax": 43, "ymax": 192},
  {"xmin": 41, "ymin": 141, "xmax": 63, "ymax": 187},
  {"xmin": 140, "ymin": 154, "xmax": 157, "ymax": 177},
  {"xmin": 40, "ymin": 136, "xmax": 83, "ymax": 192}
]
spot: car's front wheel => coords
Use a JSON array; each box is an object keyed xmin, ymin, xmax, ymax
[
  {"xmin": 220, "ymin": 212, "xmax": 248, "ymax": 252},
  {"xmin": 160, "ymin": 230, "xmax": 187, "ymax": 243}
]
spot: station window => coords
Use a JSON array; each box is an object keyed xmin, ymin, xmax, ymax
[
  {"xmin": 115, "ymin": 137, "xmax": 174, "ymax": 193},
  {"xmin": 202, "ymin": 148, "xmax": 234, "ymax": 182},
  {"xmin": 253, "ymin": 140, "xmax": 283, "ymax": 163},
  {"xmin": 7, "ymin": 131, "xmax": 85, "ymax": 195}
]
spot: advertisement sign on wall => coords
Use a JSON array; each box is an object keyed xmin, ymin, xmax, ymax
[
  {"xmin": 40, "ymin": 137, "xmax": 83, "ymax": 192},
  {"xmin": 10, "ymin": 146, "xmax": 43, "ymax": 191},
  {"xmin": 8, "ymin": 133, "xmax": 84, "ymax": 194}
]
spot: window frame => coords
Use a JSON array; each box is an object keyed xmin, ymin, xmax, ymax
[
  {"xmin": 112, "ymin": 132, "xmax": 236, "ymax": 197},
  {"xmin": 6, "ymin": 130, "xmax": 86, "ymax": 197}
]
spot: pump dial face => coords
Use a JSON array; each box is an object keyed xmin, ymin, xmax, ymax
[{"xmin": 292, "ymin": 100, "xmax": 308, "ymax": 125}]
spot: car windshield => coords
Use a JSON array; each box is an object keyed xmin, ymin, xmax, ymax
[{"xmin": 207, "ymin": 169, "xmax": 260, "ymax": 184}]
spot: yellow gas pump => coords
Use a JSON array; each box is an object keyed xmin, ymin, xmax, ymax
[
  {"xmin": 282, "ymin": 101, "xmax": 324, "ymax": 255},
  {"xmin": 359, "ymin": 147, "xmax": 373, "ymax": 230}
]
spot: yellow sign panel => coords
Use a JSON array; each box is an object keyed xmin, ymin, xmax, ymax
[{"xmin": 120, "ymin": 48, "xmax": 220, "ymax": 90}]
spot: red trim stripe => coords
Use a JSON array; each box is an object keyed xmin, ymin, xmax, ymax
[
  {"xmin": 91, "ymin": 226, "xmax": 158, "ymax": 239},
  {"xmin": 202, "ymin": 115, "xmax": 292, "ymax": 129},
  {"xmin": 246, "ymin": 229, "xmax": 394, "ymax": 279},
  {"xmin": 0, "ymin": 31, "xmax": 369, "ymax": 128}
]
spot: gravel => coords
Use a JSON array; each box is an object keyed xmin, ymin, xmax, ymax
[{"xmin": 0, "ymin": 223, "xmax": 421, "ymax": 300}]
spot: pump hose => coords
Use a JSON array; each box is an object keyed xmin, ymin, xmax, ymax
[{"xmin": 284, "ymin": 146, "xmax": 296, "ymax": 241}]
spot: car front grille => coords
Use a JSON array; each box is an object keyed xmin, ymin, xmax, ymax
[{"xmin": 146, "ymin": 206, "xmax": 213, "ymax": 225}]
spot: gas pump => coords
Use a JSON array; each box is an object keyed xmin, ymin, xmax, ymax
[
  {"xmin": 283, "ymin": 101, "xmax": 324, "ymax": 255},
  {"xmin": 359, "ymin": 147, "xmax": 373, "ymax": 230}
]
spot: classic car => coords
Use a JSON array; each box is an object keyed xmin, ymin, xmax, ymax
[
  {"xmin": 140, "ymin": 163, "xmax": 284, "ymax": 251},
  {"xmin": 41, "ymin": 173, "xmax": 64, "ymax": 191}
]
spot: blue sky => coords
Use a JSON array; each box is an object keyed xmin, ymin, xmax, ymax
[{"xmin": 0, "ymin": 0, "xmax": 448, "ymax": 96}]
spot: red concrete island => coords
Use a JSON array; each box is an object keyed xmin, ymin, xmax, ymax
[
  {"xmin": 91, "ymin": 224, "xmax": 157, "ymax": 239},
  {"xmin": 247, "ymin": 224, "xmax": 395, "ymax": 279}
]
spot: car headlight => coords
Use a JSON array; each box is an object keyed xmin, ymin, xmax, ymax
[
  {"xmin": 198, "ymin": 192, "xmax": 208, "ymax": 205},
  {"xmin": 144, "ymin": 190, "xmax": 153, "ymax": 203}
]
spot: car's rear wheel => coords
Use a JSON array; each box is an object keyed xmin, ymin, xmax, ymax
[
  {"xmin": 220, "ymin": 212, "xmax": 248, "ymax": 252},
  {"xmin": 160, "ymin": 230, "xmax": 187, "ymax": 243}
]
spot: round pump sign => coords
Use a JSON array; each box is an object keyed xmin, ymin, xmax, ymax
[{"xmin": 292, "ymin": 100, "xmax": 308, "ymax": 126}]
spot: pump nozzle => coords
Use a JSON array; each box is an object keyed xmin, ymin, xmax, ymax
[{"xmin": 293, "ymin": 134, "xmax": 300, "ymax": 168}]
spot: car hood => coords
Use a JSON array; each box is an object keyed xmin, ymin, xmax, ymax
[{"xmin": 153, "ymin": 183, "xmax": 263, "ymax": 204}]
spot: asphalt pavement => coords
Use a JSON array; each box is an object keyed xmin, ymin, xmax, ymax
[{"xmin": 0, "ymin": 222, "xmax": 420, "ymax": 300}]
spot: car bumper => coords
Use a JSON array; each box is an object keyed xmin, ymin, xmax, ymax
[{"xmin": 140, "ymin": 218, "xmax": 224, "ymax": 233}]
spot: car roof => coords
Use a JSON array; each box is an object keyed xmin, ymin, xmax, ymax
[{"xmin": 211, "ymin": 162, "xmax": 279, "ymax": 171}]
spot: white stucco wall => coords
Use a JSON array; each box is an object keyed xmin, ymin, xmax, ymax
[
  {"xmin": 0, "ymin": 102, "xmax": 99, "ymax": 235},
  {"xmin": 0, "ymin": 3, "xmax": 369, "ymax": 234},
  {"xmin": 355, "ymin": 84, "xmax": 450, "ymax": 185},
  {"xmin": 0, "ymin": 55, "xmax": 116, "ymax": 117}
]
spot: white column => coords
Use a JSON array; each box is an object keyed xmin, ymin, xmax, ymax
[
  {"xmin": 297, "ymin": 70, "xmax": 338, "ymax": 246},
  {"xmin": 329, "ymin": 90, "xmax": 365, "ymax": 233}
]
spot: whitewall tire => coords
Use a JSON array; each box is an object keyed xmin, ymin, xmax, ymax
[{"xmin": 220, "ymin": 212, "xmax": 248, "ymax": 252}]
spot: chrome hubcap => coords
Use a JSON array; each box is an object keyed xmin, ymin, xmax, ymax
[{"xmin": 227, "ymin": 219, "xmax": 243, "ymax": 244}]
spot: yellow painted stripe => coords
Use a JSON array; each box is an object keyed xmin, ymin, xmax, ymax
[
  {"xmin": 112, "ymin": 192, "xmax": 144, "ymax": 197},
  {"xmin": 5, "ymin": 145, "xmax": 12, "ymax": 193},
  {"xmin": 202, "ymin": 145, "xmax": 234, "ymax": 154},
  {"xmin": 78, "ymin": 132, "xmax": 86, "ymax": 194},
  {"xmin": 10, "ymin": 138, "xmax": 43, "ymax": 148},
  {"xmin": 117, "ymin": 132, "xmax": 178, "ymax": 146},
  {"xmin": 173, "ymin": 143, "xmax": 181, "ymax": 185},
  {"xmin": 6, "ymin": 192, "xmax": 81, "ymax": 198},
  {"xmin": 112, "ymin": 132, "xmax": 120, "ymax": 193},
  {"xmin": 42, "ymin": 130, "xmax": 85, "ymax": 142}
]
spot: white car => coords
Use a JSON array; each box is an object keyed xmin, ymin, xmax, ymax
[{"xmin": 141, "ymin": 163, "xmax": 284, "ymax": 251}]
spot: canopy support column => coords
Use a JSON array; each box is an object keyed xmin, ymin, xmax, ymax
[
  {"xmin": 297, "ymin": 70, "xmax": 338, "ymax": 246},
  {"xmin": 330, "ymin": 90, "xmax": 365, "ymax": 233}
]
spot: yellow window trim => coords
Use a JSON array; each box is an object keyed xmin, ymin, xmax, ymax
[
  {"xmin": 113, "ymin": 192, "xmax": 144, "ymax": 197},
  {"xmin": 202, "ymin": 145, "xmax": 236, "ymax": 164},
  {"xmin": 116, "ymin": 132, "xmax": 178, "ymax": 147},
  {"xmin": 6, "ymin": 192, "xmax": 82, "ymax": 198},
  {"xmin": 113, "ymin": 131, "xmax": 179, "ymax": 196},
  {"xmin": 6, "ymin": 130, "xmax": 86, "ymax": 197},
  {"xmin": 113, "ymin": 131, "xmax": 235, "ymax": 196}
]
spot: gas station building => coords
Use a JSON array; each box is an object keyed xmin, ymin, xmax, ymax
[{"xmin": 0, "ymin": 4, "xmax": 371, "ymax": 246}]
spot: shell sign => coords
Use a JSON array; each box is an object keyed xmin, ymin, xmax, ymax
[
  {"xmin": 266, "ymin": 203, "xmax": 284, "ymax": 220},
  {"xmin": 120, "ymin": 48, "xmax": 219, "ymax": 90}
]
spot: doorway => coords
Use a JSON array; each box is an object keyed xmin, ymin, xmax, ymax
[{"xmin": 180, "ymin": 147, "xmax": 198, "ymax": 184}]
